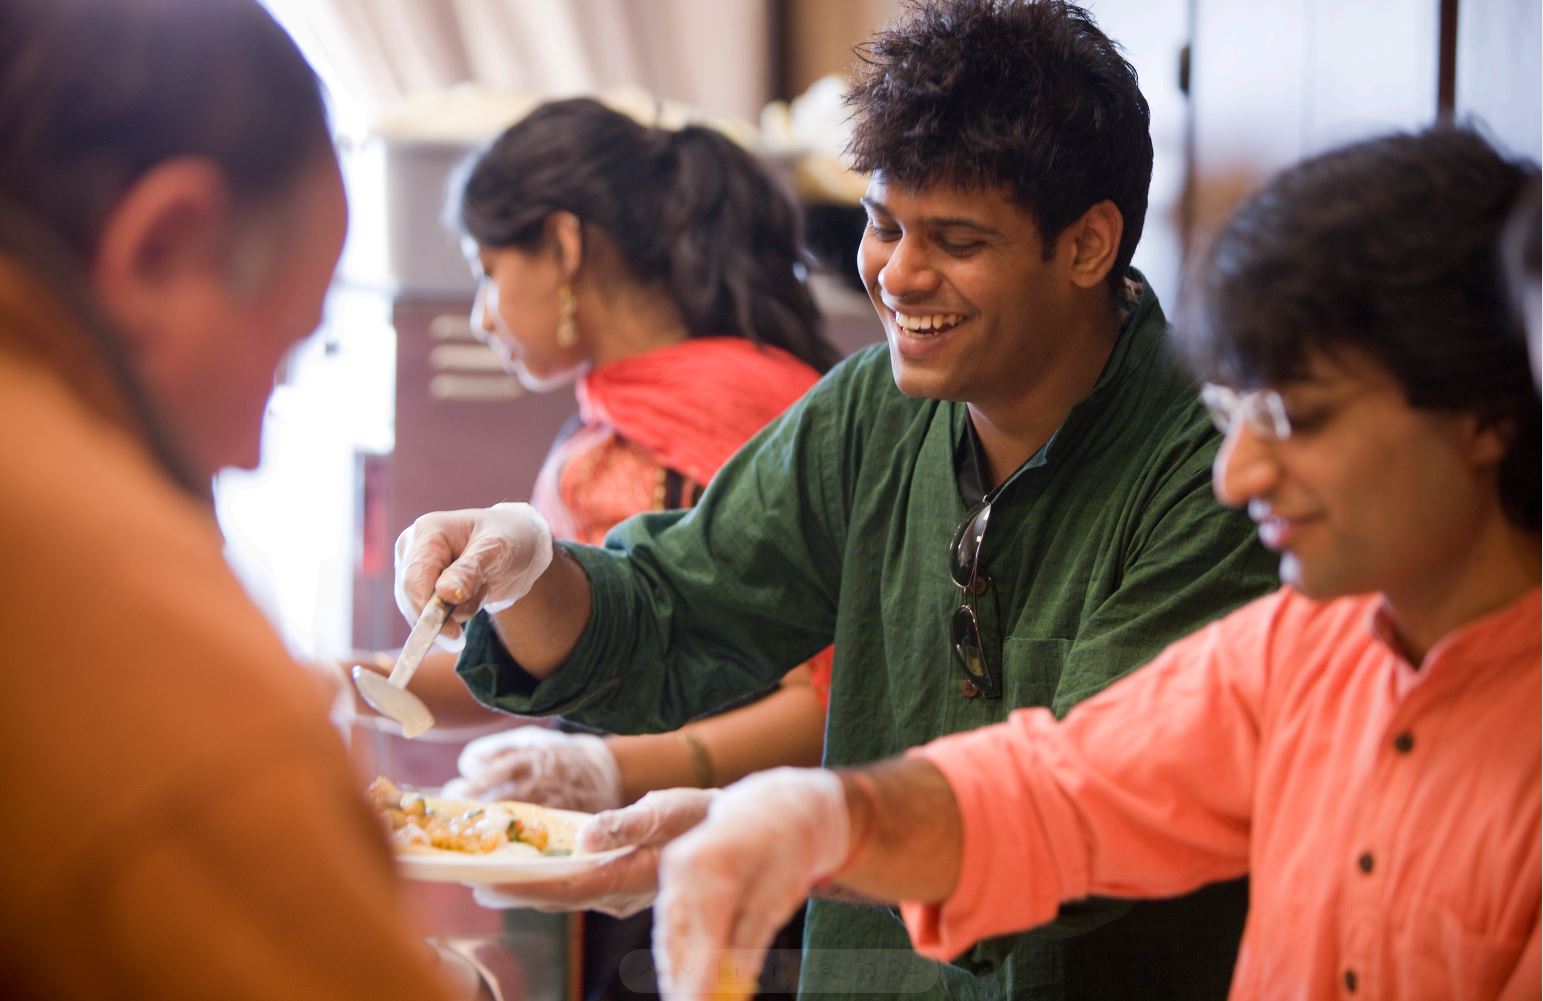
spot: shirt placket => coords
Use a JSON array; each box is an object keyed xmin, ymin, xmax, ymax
[{"xmin": 1337, "ymin": 657, "xmax": 1427, "ymax": 998}]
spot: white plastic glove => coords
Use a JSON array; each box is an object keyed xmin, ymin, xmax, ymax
[
  {"xmin": 472, "ymin": 787, "xmax": 718, "ymax": 918},
  {"xmin": 443, "ymin": 726, "xmax": 624, "ymax": 814},
  {"xmin": 393, "ymin": 502, "xmax": 554, "ymax": 642},
  {"xmin": 653, "ymin": 768, "xmax": 850, "ymax": 999},
  {"xmin": 424, "ymin": 940, "xmax": 495, "ymax": 1001}
]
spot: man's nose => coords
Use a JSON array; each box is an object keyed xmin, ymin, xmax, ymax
[
  {"xmin": 1213, "ymin": 422, "xmax": 1279, "ymax": 507},
  {"xmin": 471, "ymin": 282, "xmax": 495, "ymax": 335},
  {"xmin": 878, "ymin": 235, "xmax": 941, "ymax": 299}
]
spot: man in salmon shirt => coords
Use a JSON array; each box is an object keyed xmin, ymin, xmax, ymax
[{"xmin": 647, "ymin": 125, "xmax": 1542, "ymax": 1000}]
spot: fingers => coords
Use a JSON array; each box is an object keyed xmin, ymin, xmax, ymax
[
  {"xmin": 654, "ymin": 863, "xmax": 737, "ymax": 993},
  {"xmin": 392, "ymin": 504, "xmax": 556, "ymax": 637},
  {"xmin": 450, "ymin": 753, "xmax": 550, "ymax": 805},
  {"xmin": 652, "ymin": 844, "xmax": 794, "ymax": 1000},
  {"xmin": 577, "ymin": 808, "xmax": 653, "ymax": 852},
  {"xmin": 653, "ymin": 853, "xmax": 747, "ymax": 1000},
  {"xmin": 452, "ymin": 727, "xmax": 621, "ymax": 812},
  {"xmin": 729, "ymin": 864, "xmax": 802, "ymax": 958},
  {"xmin": 455, "ymin": 726, "xmax": 554, "ymax": 778},
  {"xmin": 653, "ymin": 820, "xmax": 754, "ymax": 998},
  {"xmin": 470, "ymin": 846, "xmax": 657, "ymax": 918},
  {"xmin": 393, "ymin": 515, "xmax": 468, "ymax": 625},
  {"xmin": 649, "ymin": 769, "xmax": 851, "ymax": 999},
  {"xmin": 579, "ymin": 788, "xmax": 717, "ymax": 852},
  {"xmin": 435, "ymin": 547, "xmax": 490, "ymax": 612}
]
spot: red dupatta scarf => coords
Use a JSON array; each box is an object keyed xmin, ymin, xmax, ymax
[
  {"xmin": 573, "ymin": 335, "xmax": 834, "ymax": 705},
  {"xmin": 576, "ymin": 336, "xmax": 820, "ymax": 486}
]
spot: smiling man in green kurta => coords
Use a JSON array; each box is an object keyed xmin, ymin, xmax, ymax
[{"xmin": 393, "ymin": 1, "xmax": 1279, "ymax": 997}]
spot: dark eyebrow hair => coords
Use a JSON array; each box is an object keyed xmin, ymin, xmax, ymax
[
  {"xmin": 1269, "ymin": 372, "xmax": 1346, "ymax": 397},
  {"xmin": 860, "ymin": 196, "xmax": 1005, "ymax": 238}
]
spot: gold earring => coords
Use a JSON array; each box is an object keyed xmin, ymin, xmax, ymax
[{"xmin": 556, "ymin": 283, "xmax": 578, "ymax": 349}]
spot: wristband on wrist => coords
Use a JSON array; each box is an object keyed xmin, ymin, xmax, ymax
[{"xmin": 676, "ymin": 730, "xmax": 716, "ymax": 788}]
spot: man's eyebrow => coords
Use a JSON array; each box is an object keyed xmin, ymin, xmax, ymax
[
  {"xmin": 860, "ymin": 196, "xmax": 1004, "ymax": 237},
  {"xmin": 1273, "ymin": 373, "xmax": 1337, "ymax": 394}
]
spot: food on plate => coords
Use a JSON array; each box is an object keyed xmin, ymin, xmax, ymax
[{"xmin": 367, "ymin": 776, "xmax": 556, "ymax": 857}]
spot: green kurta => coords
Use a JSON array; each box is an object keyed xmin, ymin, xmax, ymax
[{"xmin": 460, "ymin": 280, "xmax": 1279, "ymax": 999}]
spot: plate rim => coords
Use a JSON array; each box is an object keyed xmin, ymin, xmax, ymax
[{"xmin": 394, "ymin": 843, "xmax": 635, "ymax": 884}]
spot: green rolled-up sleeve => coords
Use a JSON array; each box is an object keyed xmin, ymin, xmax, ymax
[{"xmin": 457, "ymin": 360, "xmax": 859, "ymax": 733}]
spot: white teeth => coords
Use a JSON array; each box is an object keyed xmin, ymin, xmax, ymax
[{"xmin": 893, "ymin": 312, "xmax": 964, "ymax": 335}]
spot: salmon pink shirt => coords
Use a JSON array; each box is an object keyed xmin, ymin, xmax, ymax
[{"xmin": 905, "ymin": 586, "xmax": 1540, "ymax": 1000}]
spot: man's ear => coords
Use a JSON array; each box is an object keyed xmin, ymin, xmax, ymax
[
  {"xmin": 1466, "ymin": 413, "xmax": 1516, "ymax": 469},
  {"xmin": 1061, "ymin": 199, "xmax": 1124, "ymax": 289},
  {"xmin": 547, "ymin": 210, "xmax": 584, "ymax": 282},
  {"xmin": 91, "ymin": 158, "xmax": 233, "ymax": 348}
]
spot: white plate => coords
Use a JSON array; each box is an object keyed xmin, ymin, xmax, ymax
[
  {"xmin": 390, "ymin": 798, "xmax": 631, "ymax": 885},
  {"xmin": 396, "ymin": 844, "xmax": 634, "ymax": 885}
]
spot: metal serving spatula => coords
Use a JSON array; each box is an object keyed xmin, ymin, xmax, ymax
[{"xmin": 352, "ymin": 596, "xmax": 451, "ymax": 739}]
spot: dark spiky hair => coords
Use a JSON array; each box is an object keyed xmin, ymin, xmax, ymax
[
  {"xmin": 844, "ymin": 0, "xmax": 1153, "ymax": 288},
  {"xmin": 1181, "ymin": 125, "xmax": 1540, "ymax": 531}
]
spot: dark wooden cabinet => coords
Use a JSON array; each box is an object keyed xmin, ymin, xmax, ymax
[{"xmin": 352, "ymin": 300, "xmax": 577, "ymax": 650}]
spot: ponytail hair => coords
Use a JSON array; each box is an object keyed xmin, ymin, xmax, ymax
[{"xmin": 457, "ymin": 97, "xmax": 840, "ymax": 373}]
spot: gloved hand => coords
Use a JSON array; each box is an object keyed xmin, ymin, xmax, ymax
[
  {"xmin": 424, "ymin": 939, "xmax": 494, "ymax": 1001},
  {"xmin": 652, "ymin": 768, "xmax": 850, "ymax": 1000},
  {"xmin": 472, "ymin": 787, "xmax": 717, "ymax": 918},
  {"xmin": 443, "ymin": 726, "xmax": 624, "ymax": 814},
  {"xmin": 393, "ymin": 502, "xmax": 553, "ymax": 641}
]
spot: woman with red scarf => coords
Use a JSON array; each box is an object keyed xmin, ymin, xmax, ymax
[{"xmin": 446, "ymin": 96, "xmax": 840, "ymax": 999}]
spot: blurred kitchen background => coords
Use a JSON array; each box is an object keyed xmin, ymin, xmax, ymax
[{"xmin": 221, "ymin": 0, "xmax": 1540, "ymax": 674}]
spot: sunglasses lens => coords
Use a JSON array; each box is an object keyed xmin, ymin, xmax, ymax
[
  {"xmin": 949, "ymin": 500, "xmax": 992, "ymax": 588},
  {"xmin": 951, "ymin": 605, "xmax": 988, "ymax": 681}
]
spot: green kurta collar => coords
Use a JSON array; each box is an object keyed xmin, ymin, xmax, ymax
[{"xmin": 953, "ymin": 270, "xmax": 1163, "ymax": 506}]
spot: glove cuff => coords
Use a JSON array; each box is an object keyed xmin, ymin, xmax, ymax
[
  {"xmin": 826, "ymin": 771, "xmax": 879, "ymax": 878},
  {"xmin": 574, "ymin": 732, "xmax": 625, "ymax": 811}
]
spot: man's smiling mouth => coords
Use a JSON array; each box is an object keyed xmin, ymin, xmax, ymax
[{"xmin": 892, "ymin": 311, "xmax": 965, "ymax": 336}]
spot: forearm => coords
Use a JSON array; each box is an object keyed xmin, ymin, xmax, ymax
[
  {"xmin": 606, "ymin": 670, "xmax": 826, "ymax": 803},
  {"xmin": 407, "ymin": 649, "xmax": 506, "ymax": 728},
  {"xmin": 487, "ymin": 544, "xmax": 592, "ymax": 678},
  {"xmin": 697, "ymin": 670, "xmax": 824, "ymax": 783},
  {"xmin": 832, "ymin": 759, "xmax": 963, "ymax": 905}
]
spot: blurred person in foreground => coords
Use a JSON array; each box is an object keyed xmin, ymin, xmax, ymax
[
  {"xmin": 649, "ymin": 125, "xmax": 1542, "ymax": 1000},
  {"xmin": 392, "ymin": 1, "xmax": 1281, "ymax": 997},
  {"xmin": 0, "ymin": 1, "xmax": 473, "ymax": 997}
]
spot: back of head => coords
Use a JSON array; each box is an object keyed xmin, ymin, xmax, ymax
[
  {"xmin": 1502, "ymin": 173, "xmax": 1541, "ymax": 384},
  {"xmin": 1183, "ymin": 125, "xmax": 1541, "ymax": 531},
  {"xmin": 0, "ymin": 0, "xmax": 332, "ymax": 265},
  {"xmin": 844, "ymin": 0, "xmax": 1153, "ymax": 288},
  {"xmin": 0, "ymin": 0, "xmax": 335, "ymax": 493},
  {"xmin": 457, "ymin": 97, "xmax": 839, "ymax": 372}
]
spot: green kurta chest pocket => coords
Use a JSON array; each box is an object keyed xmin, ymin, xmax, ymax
[{"xmin": 1001, "ymin": 635, "xmax": 1073, "ymax": 711}]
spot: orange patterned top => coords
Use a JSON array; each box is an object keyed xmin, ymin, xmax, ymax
[{"xmin": 531, "ymin": 337, "xmax": 833, "ymax": 705}]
